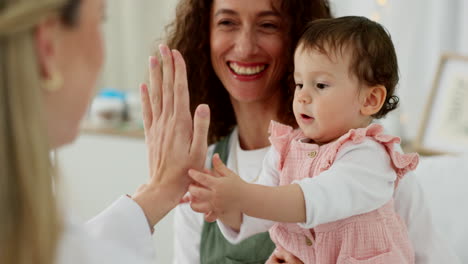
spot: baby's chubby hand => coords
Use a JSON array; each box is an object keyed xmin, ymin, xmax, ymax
[{"xmin": 188, "ymin": 154, "xmax": 246, "ymax": 220}]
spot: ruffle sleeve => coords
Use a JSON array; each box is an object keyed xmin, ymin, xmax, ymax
[
  {"xmin": 268, "ymin": 120, "xmax": 300, "ymax": 170},
  {"xmin": 319, "ymin": 124, "xmax": 419, "ymax": 185}
]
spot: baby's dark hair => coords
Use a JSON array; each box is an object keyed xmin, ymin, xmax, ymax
[{"xmin": 297, "ymin": 16, "xmax": 399, "ymax": 119}]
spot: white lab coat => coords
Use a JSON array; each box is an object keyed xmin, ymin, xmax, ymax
[{"xmin": 55, "ymin": 196, "xmax": 157, "ymax": 263}]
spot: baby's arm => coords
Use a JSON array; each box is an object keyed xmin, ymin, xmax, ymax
[
  {"xmin": 238, "ymin": 178, "xmax": 306, "ymax": 223},
  {"xmin": 296, "ymin": 139, "xmax": 397, "ymax": 228},
  {"xmin": 188, "ymin": 153, "xmax": 306, "ymax": 227},
  {"xmin": 188, "ymin": 145, "xmax": 308, "ymax": 234}
]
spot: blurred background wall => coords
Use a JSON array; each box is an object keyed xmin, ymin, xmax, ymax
[{"xmin": 97, "ymin": 0, "xmax": 178, "ymax": 91}]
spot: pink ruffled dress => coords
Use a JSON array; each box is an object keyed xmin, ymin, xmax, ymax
[{"xmin": 268, "ymin": 121, "xmax": 418, "ymax": 264}]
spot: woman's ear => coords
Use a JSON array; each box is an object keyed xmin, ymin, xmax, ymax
[
  {"xmin": 360, "ymin": 85, "xmax": 387, "ymax": 116},
  {"xmin": 34, "ymin": 16, "xmax": 61, "ymax": 81}
]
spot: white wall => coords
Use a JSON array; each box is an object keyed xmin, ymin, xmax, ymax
[
  {"xmin": 98, "ymin": 0, "xmax": 178, "ymax": 91},
  {"xmin": 58, "ymin": 134, "xmax": 175, "ymax": 263}
]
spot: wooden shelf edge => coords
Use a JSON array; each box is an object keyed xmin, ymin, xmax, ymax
[{"xmin": 81, "ymin": 123, "xmax": 145, "ymax": 139}]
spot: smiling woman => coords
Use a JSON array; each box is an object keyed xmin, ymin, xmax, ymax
[{"xmin": 209, "ymin": 1, "xmax": 287, "ymax": 104}]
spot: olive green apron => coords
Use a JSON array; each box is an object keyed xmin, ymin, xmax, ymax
[{"xmin": 199, "ymin": 134, "xmax": 275, "ymax": 264}]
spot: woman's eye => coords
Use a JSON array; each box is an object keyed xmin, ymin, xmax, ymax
[
  {"xmin": 295, "ymin": 83, "xmax": 303, "ymax": 89},
  {"xmin": 259, "ymin": 22, "xmax": 280, "ymax": 33},
  {"xmin": 218, "ymin": 20, "xmax": 235, "ymax": 27},
  {"xmin": 316, "ymin": 83, "xmax": 328, "ymax": 89},
  {"xmin": 261, "ymin": 23, "xmax": 278, "ymax": 29}
]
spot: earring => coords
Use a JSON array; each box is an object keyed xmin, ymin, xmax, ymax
[{"xmin": 42, "ymin": 71, "xmax": 63, "ymax": 92}]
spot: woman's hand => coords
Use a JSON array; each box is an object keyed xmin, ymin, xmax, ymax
[
  {"xmin": 266, "ymin": 248, "xmax": 304, "ymax": 264},
  {"xmin": 132, "ymin": 45, "xmax": 210, "ymax": 227}
]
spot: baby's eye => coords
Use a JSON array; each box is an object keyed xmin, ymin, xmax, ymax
[
  {"xmin": 295, "ymin": 83, "xmax": 303, "ymax": 89},
  {"xmin": 316, "ymin": 83, "xmax": 328, "ymax": 89}
]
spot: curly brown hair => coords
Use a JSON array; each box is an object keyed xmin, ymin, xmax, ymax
[
  {"xmin": 164, "ymin": 0, "xmax": 332, "ymax": 144},
  {"xmin": 298, "ymin": 16, "xmax": 400, "ymax": 119}
]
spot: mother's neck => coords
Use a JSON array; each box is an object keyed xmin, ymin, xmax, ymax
[{"xmin": 231, "ymin": 96, "xmax": 281, "ymax": 151}]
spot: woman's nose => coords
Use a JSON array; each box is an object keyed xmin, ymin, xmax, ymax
[{"xmin": 234, "ymin": 28, "xmax": 258, "ymax": 58}]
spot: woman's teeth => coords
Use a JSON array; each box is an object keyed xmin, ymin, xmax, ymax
[{"xmin": 229, "ymin": 62, "xmax": 266, "ymax": 76}]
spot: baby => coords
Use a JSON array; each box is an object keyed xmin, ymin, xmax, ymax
[{"xmin": 188, "ymin": 16, "xmax": 418, "ymax": 263}]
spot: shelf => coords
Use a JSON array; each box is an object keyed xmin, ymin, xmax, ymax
[{"xmin": 81, "ymin": 122, "xmax": 145, "ymax": 139}]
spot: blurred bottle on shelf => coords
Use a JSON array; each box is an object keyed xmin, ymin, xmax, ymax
[{"xmin": 89, "ymin": 89, "xmax": 126, "ymax": 129}]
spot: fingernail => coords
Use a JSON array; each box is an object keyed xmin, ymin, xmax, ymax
[
  {"xmin": 139, "ymin": 83, "xmax": 147, "ymax": 93},
  {"xmin": 149, "ymin": 56, "xmax": 158, "ymax": 68},
  {"xmin": 171, "ymin": 49, "xmax": 179, "ymax": 62},
  {"xmin": 196, "ymin": 104, "xmax": 210, "ymax": 118},
  {"xmin": 159, "ymin": 44, "xmax": 167, "ymax": 56}
]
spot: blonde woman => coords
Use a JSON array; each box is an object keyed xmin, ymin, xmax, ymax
[{"xmin": 0, "ymin": 0, "xmax": 210, "ymax": 263}]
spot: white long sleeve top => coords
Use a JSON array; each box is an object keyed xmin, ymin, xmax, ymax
[{"xmin": 218, "ymin": 137, "xmax": 400, "ymax": 243}]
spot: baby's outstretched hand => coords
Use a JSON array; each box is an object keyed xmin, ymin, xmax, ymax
[
  {"xmin": 184, "ymin": 168, "xmax": 218, "ymax": 222},
  {"xmin": 188, "ymin": 154, "xmax": 245, "ymax": 218}
]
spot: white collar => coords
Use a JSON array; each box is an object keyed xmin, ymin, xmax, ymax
[{"xmin": 227, "ymin": 127, "xmax": 270, "ymax": 183}]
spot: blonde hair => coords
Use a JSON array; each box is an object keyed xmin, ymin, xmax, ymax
[{"xmin": 0, "ymin": 0, "xmax": 68, "ymax": 263}]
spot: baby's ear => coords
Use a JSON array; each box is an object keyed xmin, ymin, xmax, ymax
[{"xmin": 360, "ymin": 85, "xmax": 387, "ymax": 116}]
